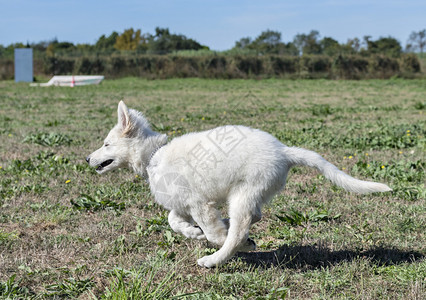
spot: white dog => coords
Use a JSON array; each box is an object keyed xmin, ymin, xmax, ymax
[{"xmin": 86, "ymin": 101, "xmax": 391, "ymax": 268}]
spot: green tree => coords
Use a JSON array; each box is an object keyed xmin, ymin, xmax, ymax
[
  {"xmin": 280, "ymin": 42, "xmax": 299, "ymax": 56},
  {"xmin": 234, "ymin": 37, "xmax": 252, "ymax": 50},
  {"xmin": 75, "ymin": 43, "xmax": 95, "ymax": 53},
  {"xmin": 346, "ymin": 37, "xmax": 361, "ymax": 53},
  {"xmin": 31, "ymin": 41, "xmax": 49, "ymax": 53},
  {"xmin": 366, "ymin": 37, "xmax": 402, "ymax": 57},
  {"xmin": 250, "ymin": 30, "xmax": 283, "ymax": 54},
  {"xmin": 319, "ymin": 37, "xmax": 340, "ymax": 56},
  {"xmin": 148, "ymin": 27, "xmax": 205, "ymax": 54},
  {"xmin": 96, "ymin": 32, "xmax": 119, "ymax": 50},
  {"xmin": 45, "ymin": 39, "xmax": 75, "ymax": 56},
  {"xmin": 233, "ymin": 30, "xmax": 298, "ymax": 55},
  {"xmin": 407, "ymin": 29, "xmax": 426, "ymax": 53},
  {"xmin": 293, "ymin": 30, "xmax": 321, "ymax": 55}
]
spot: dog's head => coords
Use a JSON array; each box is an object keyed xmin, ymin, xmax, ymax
[{"xmin": 86, "ymin": 101, "xmax": 155, "ymax": 174}]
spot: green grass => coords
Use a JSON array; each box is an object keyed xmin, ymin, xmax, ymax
[{"xmin": 0, "ymin": 78, "xmax": 425, "ymax": 298}]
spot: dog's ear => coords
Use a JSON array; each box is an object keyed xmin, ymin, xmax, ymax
[
  {"xmin": 118, "ymin": 101, "xmax": 139, "ymax": 137},
  {"xmin": 118, "ymin": 101, "xmax": 131, "ymax": 130}
]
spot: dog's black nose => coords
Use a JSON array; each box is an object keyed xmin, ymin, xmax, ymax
[{"xmin": 85, "ymin": 156, "xmax": 90, "ymax": 163}]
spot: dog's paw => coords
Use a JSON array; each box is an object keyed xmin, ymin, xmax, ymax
[
  {"xmin": 183, "ymin": 226, "xmax": 206, "ymax": 240},
  {"xmin": 197, "ymin": 254, "xmax": 220, "ymax": 268},
  {"xmin": 237, "ymin": 238, "xmax": 256, "ymax": 252}
]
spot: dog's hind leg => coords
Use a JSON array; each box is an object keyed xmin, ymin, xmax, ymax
[
  {"xmin": 168, "ymin": 210, "xmax": 205, "ymax": 240},
  {"xmin": 197, "ymin": 196, "xmax": 257, "ymax": 268},
  {"xmin": 222, "ymin": 206, "xmax": 261, "ymax": 228},
  {"xmin": 190, "ymin": 204, "xmax": 229, "ymax": 248}
]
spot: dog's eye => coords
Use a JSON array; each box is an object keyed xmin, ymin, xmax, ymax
[{"xmin": 104, "ymin": 143, "xmax": 110, "ymax": 147}]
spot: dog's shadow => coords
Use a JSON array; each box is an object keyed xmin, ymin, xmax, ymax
[{"xmin": 234, "ymin": 244, "xmax": 425, "ymax": 270}]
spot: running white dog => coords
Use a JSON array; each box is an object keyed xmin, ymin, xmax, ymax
[{"xmin": 86, "ymin": 101, "xmax": 391, "ymax": 268}]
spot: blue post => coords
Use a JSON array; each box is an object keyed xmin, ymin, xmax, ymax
[{"xmin": 14, "ymin": 48, "xmax": 33, "ymax": 82}]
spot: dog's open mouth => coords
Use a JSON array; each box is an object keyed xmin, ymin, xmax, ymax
[{"xmin": 96, "ymin": 159, "xmax": 114, "ymax": 171}]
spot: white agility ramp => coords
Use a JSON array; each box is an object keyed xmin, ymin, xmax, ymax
[{"xmin": 30, "ymin": 75, "xmax": 104, "ymax": 87}]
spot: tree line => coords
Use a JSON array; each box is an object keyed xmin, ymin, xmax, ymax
[
  {"xmin": 0, "ymin": 27, "xmax": 207, "ymax": 57},
  {"xmin": 0, "ymin": 27, "xmax": 425, "ymax": 57},
  {"xmin": 235, "ymin": 30, "xmax": 426, "ymax": 57},
  {"xmin": 0, "ymin": 28, "xmax": 424, "ymax": 80}
]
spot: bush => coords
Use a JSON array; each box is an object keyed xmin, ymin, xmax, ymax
[
  {"xmin": 369, "ymin": 55, "xmax": 400, "ymax": 78},
  {"xmin": 26, "ymin": 53, "xmax": 423, "ymax": 80},
  {"xmin": 132, "ymin": 56, "xmax": 154, "ymax": 75},
  {"xmin": 400, "ymin": 54, "xmax": 421, "ymax": 73},
  {"xmin": 170, "ymin": 56, "xmax": 200, "ymax": 78},
  {"xmin": 74, "ymin": 57, "xmax": 105, "ymax": 74},
  {"xmin": 269, "ymin": 56, "xmax": 299, "ymax": 75},
  {"xmin": 201, "ymin": 56, "xmax": 228, "ymax": 78},
  {"xmin": 333, "ymin": 55, "xmax": 369, "ymax": 79},
  {"xmin": 106, "ymin": 56, "xmax": 127, "ymax": 78},
  {"xmin": 235, "ymin": 56, "xmax": 264, "ymax": 76},
  {"xmin": 43, "ymin": 57, "xmax": 74, "ymax": 75},
  {"xmin": 300, "ymin": 55, "xmax": 332, "ymax": 78},
  {"xmin": 0, "ymin": 58, "xmax": 13, "ymax": 80}
]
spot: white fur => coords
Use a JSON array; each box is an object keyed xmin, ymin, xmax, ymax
[{"xmin": 87, "ymin": 101, "xmax": 392, "ymax": 268}]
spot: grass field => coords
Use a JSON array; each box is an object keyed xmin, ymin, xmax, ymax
[{"xmin": 0, "ymin": 78, "xmax": 425, "ymax": 299}]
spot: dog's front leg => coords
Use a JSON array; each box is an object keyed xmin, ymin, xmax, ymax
[{"xmin": 168, "ymin": 210, "xmax": 206, "ymax": 240}]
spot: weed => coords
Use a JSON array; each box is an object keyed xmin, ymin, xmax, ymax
[
  {"xmin": 0, "ymin": 275, "xmax": 33, "ymax": 299},
  {"xmin": 45, "ymin": 119, "xmax": 62, "ymax": 127},
  {"xmin": 70, "ymin": 193, "xmax": 125, "ymax": 212},
  {"xmin": 0, "ymin": 152, "xmax": 76, "ymax": 201},
  {"xmin": 4, "ymin": 152, "xmax": 71, "ymax": 176},
  {"xmin": 204, "ymin": 267, "xmax": 289, "ymax": 299},
  {"xmin": 0, "ymin": 230, "xmax": 19, "ymax": 245},
  {"xmin": 414, "ymin": 101, "xmax": 425, "ymax": 110},
  {"xmin": 23, "ymin": 132, "xmax": 74, "ymax": 146},
  {"xmin": 112, "ymin": 235, "xmax": 128, "ymax": 255},
  {"xmin": 352, "ymin": 159, "xmax": 424, "ymax": 183},
  {"xmin": 344, "ymin": 222, "xmax": 375, "ymax": 246},
  {"xmin": 351, "ymin": 159, "xmax": 425, "ymax": 200},
  {"xmin": 311, "ymin": 104, "xmax": 333, "ymax": 116},
  {"xmin": 100, "ymin": 260, "xmax": 192, "ymax": 299},
  {"xmin": 373, "ymin": 263, "xmax": 426, "ymax": 286},
  {"xmin": 397, "ymin": 217, "xmax": 417, "ymax": 233},
  {"xmin": 340, "ymin": 124, "xmax": 425, "ymax": 150},
  {"xmin": 143, "ymin": 214, "xmax": 170, "ymax": 235},
  {"xmin": 45, "ymin": 277, "xmax": 94, "ymax": 298}
]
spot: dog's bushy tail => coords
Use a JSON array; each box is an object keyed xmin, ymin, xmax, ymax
[{"xmin": 283, "ymin": 147, "xmax": 392, "ymax": 194}]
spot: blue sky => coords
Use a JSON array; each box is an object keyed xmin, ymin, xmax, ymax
[{"xmin": 0, "ymin": 0, "xmax": 425, "ymax": 50}]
